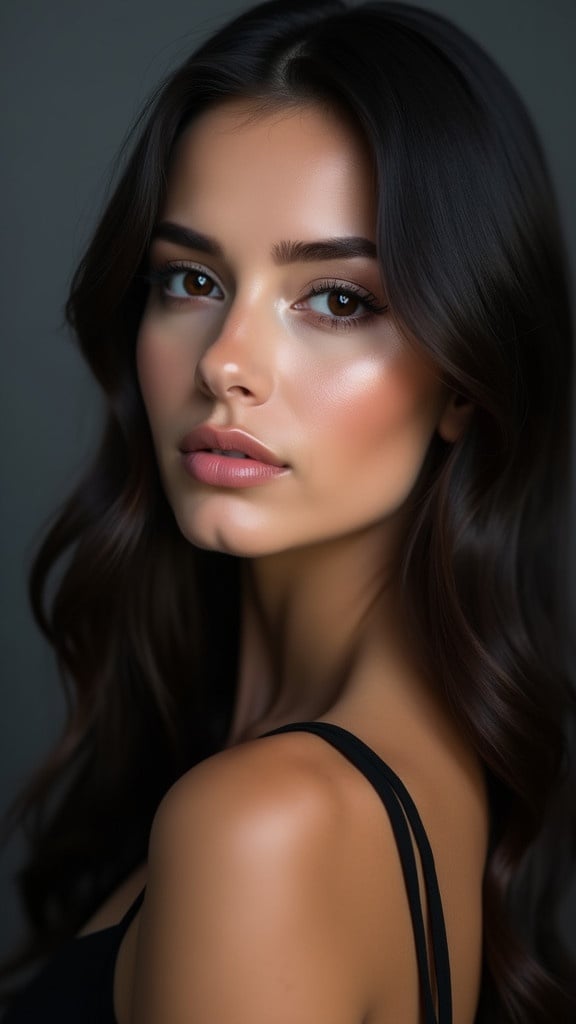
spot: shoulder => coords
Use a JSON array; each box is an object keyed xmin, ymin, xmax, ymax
[
  {"xmin": 131, "ymin": 730, "xmax": 395, "ymax": 1023},
  {"xmin": 147, "ymin": 729, "xmax": 360, "ymax": 916},
  {"xmin": 152, "ymin": 729, "xmax": 346, "ymax": 852},
  {"xmin": 149, "ymin": 726, "xmax": 415, "ymax": 903}
]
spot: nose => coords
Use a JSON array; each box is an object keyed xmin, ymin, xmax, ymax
[{"xmin": 195, "ymin": 299, "xmax": 275, "ymax": 406}]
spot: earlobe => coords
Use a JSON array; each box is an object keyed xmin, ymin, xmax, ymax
[{"xmin": 437, "ymin": 392, "xmax": 474, "ymax": 443}]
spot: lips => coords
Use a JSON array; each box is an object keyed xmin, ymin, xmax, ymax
[{"xmin": 179, "ymin": 425, "xmax": 287, "ymax": 467}]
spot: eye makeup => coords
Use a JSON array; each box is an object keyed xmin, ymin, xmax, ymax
[{"xmin": 144, "ymin": 258, "xmax": 388, "ymax": 333}]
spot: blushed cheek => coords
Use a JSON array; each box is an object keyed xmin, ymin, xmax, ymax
[
  {"xmin": 301, "ymin": 353, "xmax": 441, "ymax": 501},
  {"xmin": 136, "ymin": 326, "xmax": 190, "ymax": 420},
  {"xmin": 310, "ymin": 354, "xmax": 431, "ymax": 445}
]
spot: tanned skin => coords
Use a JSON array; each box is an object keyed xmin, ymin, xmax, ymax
[{"xmin": 79, "ymin": 101, "xmax": 487, "ymax": 1024}]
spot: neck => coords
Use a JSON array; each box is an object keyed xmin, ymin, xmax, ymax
[{"xmin": 227, "ymin": 516, "xmax": 416, "ymax": 743}]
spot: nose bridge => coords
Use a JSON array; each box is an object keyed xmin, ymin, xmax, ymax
[{"xmin": 196, "ymin": 287, "xmax": 275, "ymax": 403}]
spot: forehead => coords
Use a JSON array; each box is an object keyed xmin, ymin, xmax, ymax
[{"xmin": 161, "ymin": 99, "xmax": 378, "ymax": 242}]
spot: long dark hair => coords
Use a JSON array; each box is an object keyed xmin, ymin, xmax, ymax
[{"xmin": 2, "ymin": 1, "xmax": 575, "ymax": 1019}]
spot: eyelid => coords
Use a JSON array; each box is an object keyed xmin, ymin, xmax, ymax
[
  {"xmin": 144, "ymin": 259, "xmax": 227, "ymax": 297},
  {"xmin": 293, "ymin": 278, "xmax": 388, "ymax": 313}
]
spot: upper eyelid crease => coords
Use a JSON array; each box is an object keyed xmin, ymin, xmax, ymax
[
  {"xmin": 305, "ymin": 278, "xmax": 382, "ymax": 300},
  {"xmin": 146, "ymin": 263, "xmax": 381, "ymax": 298},
  {"xmin": 146, "ymin": 262, "xmax": 224, "ymax": 286}
]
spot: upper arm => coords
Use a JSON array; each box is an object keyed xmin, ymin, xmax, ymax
[{"xmin": 130, "ymin": 738, "xmax": 369, "ymax": 1024}]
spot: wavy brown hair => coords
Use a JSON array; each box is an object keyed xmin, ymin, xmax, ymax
[{"xmin": 2, "ymin": 1, "xmax": 575, "ymax": 1019}]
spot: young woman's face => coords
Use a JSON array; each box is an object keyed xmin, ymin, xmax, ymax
[{"xmin": 137, "ymin": 100, "xmax": 453, "ymax": 558}]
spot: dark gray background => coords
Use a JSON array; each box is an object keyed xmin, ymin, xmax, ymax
[{"xmin": 1, "ymin": 0, "xmax": 575, "ymax": 959}]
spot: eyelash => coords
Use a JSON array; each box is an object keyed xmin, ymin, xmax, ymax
[
  {"xmin": 143, "ymin": 262, "xmax": 388, "ymax": 331},
  {"xmin": 144, "ymin": 262, "xmax": 224, "ymax": 302},
  {"xmin": 302, "ymin": 279, "xmax": 388, "ymax": 331}
]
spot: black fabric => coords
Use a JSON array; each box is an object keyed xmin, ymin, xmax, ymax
[
  {"xmin": 2, "ymin": 890, "xmax": 145, "ymax": 1024},
  {"xmin": 4, "ymin": 721, "xmax": 452, "ymax": 1023}
]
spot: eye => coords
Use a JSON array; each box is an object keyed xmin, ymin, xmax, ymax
[
  {"xmin": 144, "ymin": 262, "xmax": 225, "ymax": 302},
  {"xmin": 166, "ymin": 269, "xmax": 223, "ymax": 299},
  {"xmin": 308, "ymin": 289, "xmax": 364, "ymax": 318},
  {"xmin": 293, "ymin": 280, "xmax": 388, "ymax": 329}
]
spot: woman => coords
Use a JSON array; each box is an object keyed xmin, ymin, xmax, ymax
[{"xmin": 1, "ymin": 1, "xmax": 575, "ymax": 1021}]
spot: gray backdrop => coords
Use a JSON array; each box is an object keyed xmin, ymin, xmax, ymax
[{"xmin": 1, "ymin": 0, "xmax": 575, "ymax": 959}]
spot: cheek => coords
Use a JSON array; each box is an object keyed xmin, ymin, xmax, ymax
[
  {"xmin": 136, "ymin": 322, "xmax": 192, "ymax": 421},
  {"xmin": 288, "ymin": 347, "xmax": 442, "ymax": 503},
  {"xmin": 299, "ymin": 350, "xmax": 439, "ymax": 450}
]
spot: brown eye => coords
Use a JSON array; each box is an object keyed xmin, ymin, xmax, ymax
[
  {"xmin": 155, "ymin": 267, "xmax": 225, "ymax": 301},
  {"xmin": 327, "ymin": 290, "xmax": 361, "ymax": 316},
  {"xmin": 183, "ymin": 271, "xmax": 216, "ymax": 296},
  {"xmin": 291, "ymin": 280, "xmax": 386, "ymax": 328}
]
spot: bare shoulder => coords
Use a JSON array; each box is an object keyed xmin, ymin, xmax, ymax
[
  {"xmin": 155, "ymin": 728, "xmax": 344, "ymax": 832},
  {"xmin": 128, "ymin": 726, "xmax": 487, "ymax": 1024},
  {"xmin": 147, "ymin": 725, "xmax": 428, "ymax": 917},
  {"xmin": 131, "ymin": 730, "xmax": 381, "ymax": 1024},
  {"xmin": 148, "ymin": 729, "xmax": 355, "ymax": 891}
]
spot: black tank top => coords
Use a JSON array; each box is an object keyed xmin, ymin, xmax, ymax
[{"xmin": 3, "ymin": 721, "xmax": 453, "ymax": 1024}]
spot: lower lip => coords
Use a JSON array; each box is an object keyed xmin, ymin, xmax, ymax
[{"xmin": 182, "ymin": 451, "xmax": 289, "ymax": 489}]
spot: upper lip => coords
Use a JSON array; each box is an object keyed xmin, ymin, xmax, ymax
[{"xmin": 179, "ymin": 425, "xmax": 287, "ymax": 467}]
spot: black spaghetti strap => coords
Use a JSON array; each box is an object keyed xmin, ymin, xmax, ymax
[
  {"xmin": 260, "ymin": 720, "xmax": 453, "ymax": 1024},
  {"xmin": 309, "ymin": 722, "xmax": 453, "ymax": 1023},
  {"xmin": 117, "ymin": 886, "xmax": 146, "ymax": 931}
]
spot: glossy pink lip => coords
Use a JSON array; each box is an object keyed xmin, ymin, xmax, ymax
[
  {"xmin": 179, "ymin": 426, "xmax": 287, "ymax": 467},
  {"xmin": 179, "ymin": 426, "xmax": 289, "ymax": 489}
]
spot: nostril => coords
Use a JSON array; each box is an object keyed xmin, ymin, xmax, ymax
[{"xmin": 227, "ymin": 385, "xmax": 252, "ymax": 397}]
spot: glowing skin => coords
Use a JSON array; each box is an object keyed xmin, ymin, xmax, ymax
[
  {"xmin": 111, "ymin": 108, "xmax": 488, "ymax": 1024},
  {"xmin": 137, "ymin": 101, "xmax": 460, "ymax": 559}
]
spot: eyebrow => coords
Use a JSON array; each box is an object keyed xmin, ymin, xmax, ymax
[
  {"xmin": 272, "ymin": 237, "xmax": 378, "ymax": 263},
  {"xmin": 152, "ymin": 222, "xmax": 224, "ymax": 258},
  {"xmin": 152, "ymin": 221, "xmax": 378, "ymax": 264}
]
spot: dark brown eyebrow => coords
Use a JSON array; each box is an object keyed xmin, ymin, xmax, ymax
[
  {"xmin": 152, "ymin": 222, "xmax": 378, "ymax": 267},
  {"xmin": 152, "ymin": 222, "xmax": 224, "ymax": 259},
  {"xmin": 272, "ymin": 237, "xmax": 378, "ymax": 264}
]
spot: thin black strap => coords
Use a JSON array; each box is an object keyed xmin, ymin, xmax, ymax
[
  {"xmin": 118, "ymin": 886, "xmax": 146, "ymax": 931},
  {"xmin": 260, "ymin": 720, "xmax": 453, "ymax": 1024}
]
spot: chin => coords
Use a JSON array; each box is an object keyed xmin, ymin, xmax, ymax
[{"xmin": 172, "ymin": 510, "xmax": 279, "ymax": 559}]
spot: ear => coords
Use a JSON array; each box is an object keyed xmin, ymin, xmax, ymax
[{"xmin": 437, "ymin": 391, "xmax": 474, "ymax": 443}]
